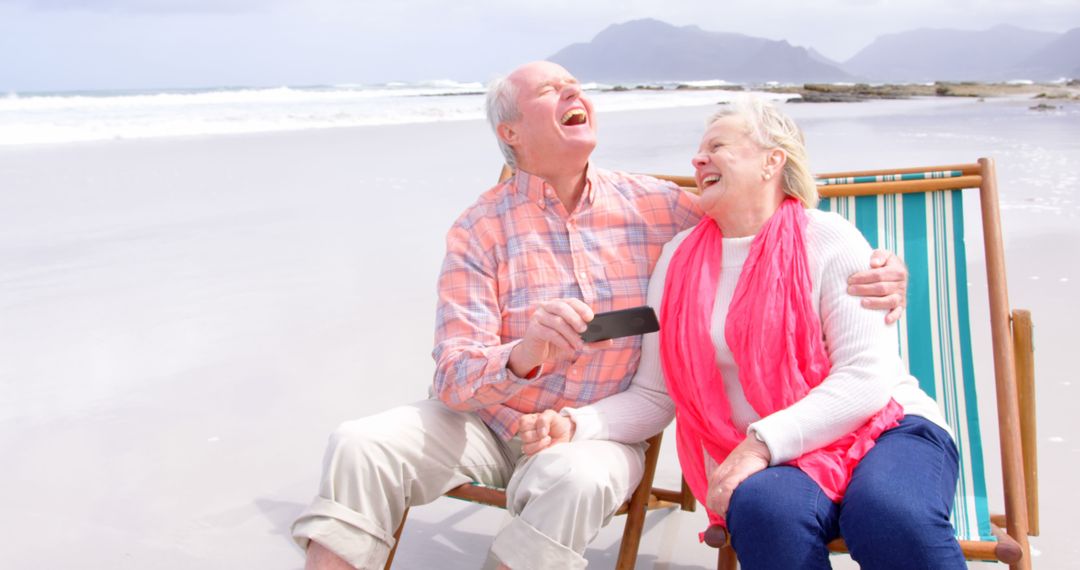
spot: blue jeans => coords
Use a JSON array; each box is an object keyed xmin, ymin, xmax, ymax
[{"xmin": 726, "ymin": 415, "xmax": 967, "ymax": 570}]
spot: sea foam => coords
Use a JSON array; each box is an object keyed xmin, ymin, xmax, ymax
[{"xmin": 0, "ymin": 81, "xmax": 781, "ymax": 146}]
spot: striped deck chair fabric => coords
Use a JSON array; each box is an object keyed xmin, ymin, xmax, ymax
[
  {"xmin": 652, "ymin": 159, "xmax": 1035, "ymax": 569},
  {"xmin": 818, "ymin": 172, "xmax": 993, "ymax": 543}
]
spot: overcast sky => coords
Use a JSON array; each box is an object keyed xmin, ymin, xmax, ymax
[{"xmin": 1, "ymin": 0, "xmax": 1078, "ymax": 92}]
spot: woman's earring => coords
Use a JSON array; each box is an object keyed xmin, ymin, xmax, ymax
[{"xmin": 762, "ymin": 171, "xmax": 772, "ymax": 180}]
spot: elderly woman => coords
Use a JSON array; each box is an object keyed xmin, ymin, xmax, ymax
[{"xmin": 522, "ymin": 97, "xmax": 965, "ymax": 569}]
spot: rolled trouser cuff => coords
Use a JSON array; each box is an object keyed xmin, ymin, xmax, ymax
[
  {"xmin": 292, "ymin": 498, "xmax": 393, "ymax": 570},
  {"xmin": 490, "ymin": 515, "xmax": 588, "ymax": 570}
]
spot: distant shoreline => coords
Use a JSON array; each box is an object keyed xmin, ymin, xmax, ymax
[
  {"xmin": 771, "ymin": 81, "xmax": 1080, "ymax": 103},
  {"xmin": 602, "ymin": 80, "xmax": 1080, "ymax": 104}
]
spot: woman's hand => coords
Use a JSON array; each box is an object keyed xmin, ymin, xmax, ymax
[
  {"xmin": 518, "ymin": 409, "xmax": 575, "ymax": 455},
  {"xmin": 848, "ymin": 249, "xmax": 909, "ymax": 324},
  {"xmin": 706, "ymin": 435, "xmax": 771, "ymax": 519}
]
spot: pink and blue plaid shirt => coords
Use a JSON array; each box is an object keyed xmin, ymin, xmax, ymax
[{"xmin": 432, "ymin": 166, "xmax": 701, "ymax": 440}]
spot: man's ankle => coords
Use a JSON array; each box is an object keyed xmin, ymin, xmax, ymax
[{"xmin": 305, "ymin": 540, "xmax": 356, "ymax": 570}]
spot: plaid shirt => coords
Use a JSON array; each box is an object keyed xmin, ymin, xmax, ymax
[{"xmin": 432, "ymin": 166, "xmax": 701, "ymax": 440}]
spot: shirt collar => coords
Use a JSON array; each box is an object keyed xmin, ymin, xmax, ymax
[{"xmin": 512, "ymin": 164, "xmax": 599, "ymax": 210}]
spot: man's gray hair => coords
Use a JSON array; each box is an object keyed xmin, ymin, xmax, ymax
[{"xmin": 485, "ymin": 74, "xmax": 521, "ymax": 168}]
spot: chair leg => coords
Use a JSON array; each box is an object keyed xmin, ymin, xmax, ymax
[
  {"xmin": 615, "ymin": 433, "xmax": 665, "ymax": 570},
  {"xmin": 383, "ymin": 507, "xmax": 409, "ymax": 570},
  {"xmin": 717, "ymin": 544, "xmax": 737, "ymax": 570},
  {"xmin": 614, "ymin": 500, "xmax": 647, "ymax": 570}
]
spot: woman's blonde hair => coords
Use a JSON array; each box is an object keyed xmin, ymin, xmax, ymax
[{"xmin": 708, "ymin": 96, "xmax": 819, "ymax": 208}]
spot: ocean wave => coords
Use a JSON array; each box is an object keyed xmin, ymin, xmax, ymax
[
  {"xmin": 0, "ymin": 83, "xmax": 492, "ymax": 113},
  {"xmin": 0, "ymin": 81, "xmax": 786, "ymax": 146},
  {"xmin": 0, "ymin": 106, "xmax": 489, "ymax": 145},
  {"xmin": 673, "ymin": 79, "xmax": 736, "ymax": 88},
  {"xmin": 346, "ymin": 79, "xmax": 487, "ymax": 95}
]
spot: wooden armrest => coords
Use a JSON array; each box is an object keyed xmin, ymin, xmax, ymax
[{"xmin": 1012, "ymin": 309, "xmax": 1039, "ymax": 536}]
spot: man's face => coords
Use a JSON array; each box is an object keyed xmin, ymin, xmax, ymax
[{"xmin": 504, "ymin": 62, "xmax": 597, "ymax": 172}]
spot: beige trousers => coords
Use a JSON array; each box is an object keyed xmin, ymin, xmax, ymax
[{"xmin": 291, "ymin": 399, "xmax": 646, "ymax": 570}]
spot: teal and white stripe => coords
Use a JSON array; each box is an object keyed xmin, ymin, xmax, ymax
[
  {"xmin": 817, "ymin": 170, "xmax": 963, "ymax": 186},
  {"xmin": 819, "ymin": 190, "xmax": 993, "ymax": 542}
]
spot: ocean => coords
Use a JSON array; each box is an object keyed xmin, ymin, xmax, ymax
[{"xmin": 0, "ymin": 80, "xmax": 770, "ymax": 146}]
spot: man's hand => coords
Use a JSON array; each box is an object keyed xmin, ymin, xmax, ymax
[
  {"xmin": 848, "ymin": 249, "xmax": 908, "ymax": 325},
  {"xmin": 705, "ymin": 435, "xmax": 771, "ymax": 520},
  {"xmin": 508, "ymin": 298, "xmax": 610, "ymax": 377},
  {"xmin": 518, "ymin": 409, "xmax": 575, "ymax": 455}
]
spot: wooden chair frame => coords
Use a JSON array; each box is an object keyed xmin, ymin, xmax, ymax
[
  {"xmin": 384, "ymin": 432, "xmax": 696, "ymax": 569},
  {"xmin": 648, "ymin": 159, "xmax": 1037, "ymax": 569}
]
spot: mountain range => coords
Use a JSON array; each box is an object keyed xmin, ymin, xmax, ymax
[{"xmin": 548, "ymin": 19, "xmax": 1079, "ymax": 84}]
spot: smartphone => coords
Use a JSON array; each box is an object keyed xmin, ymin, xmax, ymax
[{"xmin": 580, "ymin": 306, "xmax": 661, "ymax": 343}]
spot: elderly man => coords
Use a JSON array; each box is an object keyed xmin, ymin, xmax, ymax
[{"xmin": 292, "ymin": 61, "xmax": 907, "ymax": 570}]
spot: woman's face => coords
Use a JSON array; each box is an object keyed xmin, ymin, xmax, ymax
[{"xmin": 691, "ymin": 115, "xmax": 771, "ymax": 220}]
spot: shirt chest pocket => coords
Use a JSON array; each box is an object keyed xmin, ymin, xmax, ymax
[
  {"xmin": 598, "ymin": 260, "xmax": 649, "ymax": 309},
  {"xmin": 561, "ymin": 345, "xmax": 639, "ymax": 402}
]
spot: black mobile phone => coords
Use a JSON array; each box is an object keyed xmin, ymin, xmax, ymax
[{"xmin": 580, "ymin": 306, "xmax": 661, "ymax": 343}]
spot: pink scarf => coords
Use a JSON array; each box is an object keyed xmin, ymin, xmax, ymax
[{"xmin": 659, "ymin": 198, "xmax": 903, "ymax": 528}]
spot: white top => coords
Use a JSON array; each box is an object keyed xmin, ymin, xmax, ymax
[{"xmin": 564, "ymin": 209, "xmax": 950, "ymax": 465}]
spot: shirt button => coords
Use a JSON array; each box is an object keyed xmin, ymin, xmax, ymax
[{"xmin": 579, "ymin": 271, "xmax": 587, "ymax": 280}]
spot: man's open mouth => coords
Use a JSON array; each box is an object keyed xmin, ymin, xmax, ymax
[
  {"xmin": 701, "ymin": 174, "xmax": 721, "ymax": 187},
  {"xmin": 560, "ymin": 109, "xmax": 588, "ymax": 126}
]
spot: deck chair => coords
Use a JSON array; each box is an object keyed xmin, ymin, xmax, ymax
[
  {"xmin": 649, "ymin": 159, "xmax": 1037, "ymax": 569},
  {"xmin": 383, "ymin": 164, "xmax": 698, "ymax": 570},
  {"xmin": 384, "ymin": 432, "xmax": 695, "ymax": 569}
]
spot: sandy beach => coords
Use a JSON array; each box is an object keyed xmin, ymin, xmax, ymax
[{"xmin": 1, "ymin": 97, "xmax": 1077, "ymax": 568}]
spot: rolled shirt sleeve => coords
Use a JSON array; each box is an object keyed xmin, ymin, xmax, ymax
[{"xmin": 432, "ymin": 225, "xmax": 537, "ymax": 412}]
